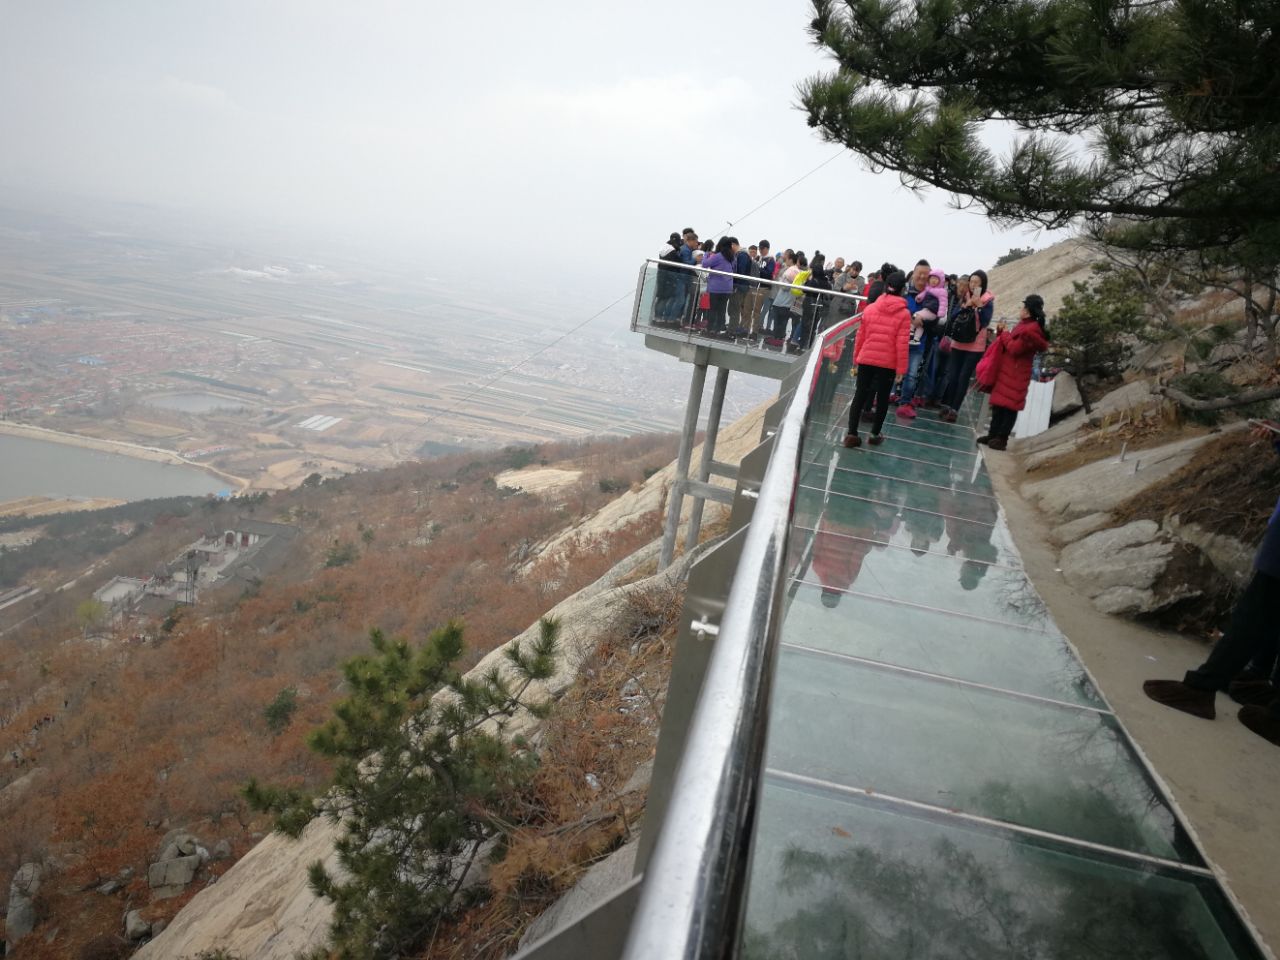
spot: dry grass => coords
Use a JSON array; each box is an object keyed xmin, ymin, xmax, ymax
[{"xmin": 1114, "ymin": 429, "xmax": 1280, "ymax": 544}]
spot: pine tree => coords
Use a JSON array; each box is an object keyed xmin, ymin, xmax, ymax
[
  {"xmin": 245, "ymin": 618, "xmax": 560, "ymax": 960},
  {"xmin": 1046, "ymin": 265, "xmax": 1148, "ymax": 412},
  {"xmin": 801, "ymin": 1, "xmax": 1280, "ymax": 266}
]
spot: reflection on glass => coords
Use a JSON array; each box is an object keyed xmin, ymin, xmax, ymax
[
  {"xmin": 767, "ymin": 648, "xmax": 1192, "ymax": 861},
  {"xmin": 743, "ymin": 782, "xmax": 1257, "ymax": 960}
]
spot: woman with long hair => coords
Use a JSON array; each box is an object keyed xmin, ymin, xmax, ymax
[
  {"xmin": 702, "ymin": 237, "xmax": 737, "ymax": 335},
  {"xmin": 843, "ymin": 270, "xmax": 911, "ymax": 448},
  {"xmin": 978, "ymin": 294, "xmax": 1049, "ymax": 450},
  {"xmin": 934, "ymin": 269, "xmax": 994, "ymax": 423}
]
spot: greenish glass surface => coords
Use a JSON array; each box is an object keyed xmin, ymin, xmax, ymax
[
  {"xmin": 767, "ymin": 646, "xmax": 1193, "ymax": 861},
  {"xmin": 739, "ymin": 360, "xmax": 1263, "ymax": 959},
  {"xmin": 743, "ymin": 781, "xmax": 1259, "ymax": 960},
  {"xmin": 783, "ymin": 580, "xmax": 1095, "ymax": 705}
]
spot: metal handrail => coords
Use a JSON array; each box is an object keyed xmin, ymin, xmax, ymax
[
  {"xmin": 620, "ymin": 314, "xmax": 861, "ymax": 960},
  {"xmin": 644, "ymin": 257, "xmax": 867, "ymax": 306}
]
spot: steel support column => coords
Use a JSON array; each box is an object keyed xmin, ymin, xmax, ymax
[
  {"xmin": 659, "ymin": 360, "xmax": 708, "ymax": 569},
  {"xmin": 683, "ymin": 366, "xmax": 730, "ymax": 553}
]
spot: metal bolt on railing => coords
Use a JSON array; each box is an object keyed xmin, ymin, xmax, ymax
[{"xmin": 689, "ymin": 616, "xmax": 720, "ymax": 640}]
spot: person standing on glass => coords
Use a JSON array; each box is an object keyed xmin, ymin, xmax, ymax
[
  {"xmin": 977, "ymin": 294, "xmax": 1049, "ymax": 450},
  {"xmin": 935, "ymin": 269, "xmax": 994, "ymax": 423},
  {"xmin": 702, "ymin": 237, "xmax": 736, "ymax": 336},
  {"xmin": 843, "ymin": 270, "xmax": 910, "ymax": 448},
  {"xmin": 1143, "ymin": 419, "xmax": 1280, "ymax": 748}
]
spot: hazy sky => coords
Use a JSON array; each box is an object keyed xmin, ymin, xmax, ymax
[{"xmin": 1, "ymin": 1, "xmax": 1061, "ymax": 303}]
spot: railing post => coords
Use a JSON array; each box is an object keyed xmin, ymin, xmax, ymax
[
  {"xmin": 660, "ymin": 360, "xmax": 708, "ymax": 569},
  {"xmin": 683, "ymin": 366, "xmax": 730, "ymax": 554}
]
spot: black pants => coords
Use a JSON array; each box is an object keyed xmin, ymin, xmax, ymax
[
  {"xmin": 769, "ymin": 304, "xmax": 791, "ymax": 339},
  {"xmin": 1185, "ymin": 570, "xmax": 1280, "ymax": 711},
  {"xmin": 934, "ymin": 348, "xmax": 982, "ymax": 411},
  {"xmin": 848, "ymin": 364, "xmax": 895, "ymax": 437},
  {"xmin": 708, "ymin": 292, "xmax": 731, "ymax": 332},
  {"xmin": 989, "ymin": 405, "xmax": 1018, "ymax": 439}
]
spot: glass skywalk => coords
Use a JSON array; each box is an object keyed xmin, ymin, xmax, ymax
[{"xmin": 740, "ymin": 332, "xmax": 1267, "ymax": 960}]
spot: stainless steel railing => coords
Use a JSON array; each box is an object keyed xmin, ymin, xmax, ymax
[{"xmin": 619, "ymin": 314, "xmax": 861, "ymax": 960}]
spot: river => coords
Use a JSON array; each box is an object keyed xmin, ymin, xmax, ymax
[{"xmin": 0, "ymin": 433, "xmax": 228, "ymax": 503}]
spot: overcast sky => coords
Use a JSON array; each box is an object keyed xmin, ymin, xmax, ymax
[{"xmin": 1, "ymin": 1, "xmax": 1061, "ymax": 304}]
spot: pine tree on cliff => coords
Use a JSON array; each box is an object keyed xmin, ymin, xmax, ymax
[
  {"xmin": 800, "ymin": 1, "xmax": 1280, "ymax": 271},
  {"xmin": 245, "ymin": 618, "xmax": 560, "ymax": 960}
]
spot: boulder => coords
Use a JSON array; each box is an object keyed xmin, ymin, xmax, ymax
[
  {"xmin": 156, "ymin": 828, "xmax": 200, "ymax": 864},
  {"xmin": 1163, "ymin": 515, "xmax": 1255, "ymax": 588},
  {"xmin": 5, "ymin": 862, "xmax": 43, "ymax": 951},
  {"xmin": 1059, "ymin": 521, "xmax": 1205, "ymax": 616},
  {"xmin": 97, "ymin": 878, "xmax": 124, "ymax": 896},
  {"xmin": 148, "ymin": 853, "xmax": 200, "ymax": 897},
  {"xmin": 1050, "ymin": 512, "xmax": 1114, "ymax": 545},
  {"xmin": 124, "ymin": 909, "xmax": 151, "ymax": 940},
  {"xmin": 1050, "ymin": 372, "xmax": 1083, "ymax": 421},
  {"xmin": 211, "ymin": 839, "xmax": 234, "ymax": 861}
]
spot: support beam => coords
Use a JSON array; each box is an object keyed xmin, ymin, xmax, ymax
[
  {"xmin": 683, "ymin": 366, "xmax": 730, "ymax": 553},
  {"xmin": 659, "ymin": 362, "xmax": 707, "ymax": 569}
]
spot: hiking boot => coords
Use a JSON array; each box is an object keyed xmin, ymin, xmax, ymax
[
  {"xmin": 1228, "ymin": 678, "xmax": 1278, "ymax": 706},
  {"xmin": 868, "ymin": 434, "xmax": 884, "ymax": 446},
  {"xmin": 895, "ymin": 404, "xmax": 917, "ymax": 419},
  {"xmin": 1238, "ymin": 705, "xmax": 1280, "ymax": 747},
  {"xmin": 976, "ymin": 435, "xmax": 990, "ymax": 446},
  {"xmin": 987, "ymin": 436, "xmax": 1007, "ymax": 450},
  {"xmin": 843, "ymin": 433, "xmax": 861, "ymax": 449},
  {"xmin": 1142, "ymin": 679, "xmax": 1216, "ymax": 720},
  {"xmin": 940, "ymin": 409, "xmax": 959, "ymax": 423}
]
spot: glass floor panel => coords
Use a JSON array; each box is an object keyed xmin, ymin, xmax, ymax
[
  {"xmin": 741, "ymin": 362, "xmax": 1263, "ymax": 957},
  {"xmin": 799, "ymin": 457, "xmax": 1004, "ymax": 529},
  {"xmin": 743, "ymin": 779, "xmax": 1264, "ymax": 960},
  {"xmin": 782, "ymin": 580, "xmax": 1099, "ymax": 706},
  {"xmin": 766, "ymin": 645, "xmax": 1196, "ymax": 862}
]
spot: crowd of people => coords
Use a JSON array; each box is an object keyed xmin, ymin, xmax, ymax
[{"xmin": 653, "ymin": 230, "xmax": 1051, "ymax": 452}]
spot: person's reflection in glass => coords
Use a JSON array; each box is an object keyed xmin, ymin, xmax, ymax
[
  {"xmin": 812, "ymin": 481, "xmax": 900, "ymax": 607},
  {"xmin": 943, "ymin": 490, "xmax": 999, "ymax": 590}
]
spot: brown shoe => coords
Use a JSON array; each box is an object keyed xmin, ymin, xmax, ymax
[
  {"xmin": 1142, "ymin": 679, "xmax": 1216, "ymax": 720},
  {"xmin": 940, "ymin": 409, "xmax": 958, "ymax": 423},
  {"xmin": 1228, "ymin": 678, "xmax": 1278, "ymax": 707},
  {"xmin": 842, "ymin": 433, "xmax": 861, "ymax": 449},
  {"xmin": 1238, "ymin": 705, "xmax": 1280, "ymax": 746},
  {"xmin": 868, "ymin": 434, "xmax": 884, "ymax": 446},
  {"xmin": 987, "ymin": 436, "xmax": 1007, "ymax": 451}
]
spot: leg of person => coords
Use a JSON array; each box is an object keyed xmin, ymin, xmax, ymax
[
  {"xmin": 1144, "ymin": 570, "xmax": 1280, "ymax": 719},
  {"xmin": 729, "ymin": 288, "xmax": 745, "ymax": 331},
  {"xmin": 712, "ymin": 292, "xmax": 731, "ymax": 332},
  {"xmin": 759, "ymin": 294, "xmax": 775, "ymax": 333},
  {"xmin": 942, "ymin": 351, "xmax": 981, "ymax": 422},
  {"xmin": 917, "ymin": 336, "xmax": 938, "ymax": 405},
  {"xmin": 986, "ymin": 406, "xmax": 1017, "ymax": 449},
  {"xmin": 934, "ymin": 349, "xmax": 963, "ymax": 413},
  {"xmin": 868, "ymin": 366, "xmax": 895, "ymax": 442},
  {"xmin": 1229, "ymin": 631, "xmax": 1279, "ymax": 705},
  {"xmin": 845, "ymin": 364, "xmax": 875, "ymax": 446},
  {"xmin": 897, "ymin": 343, "xmax": 923, "ymax": 417}
]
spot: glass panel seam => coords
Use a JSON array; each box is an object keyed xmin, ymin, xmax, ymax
[
  {"xmin": 781, "ymin": 641, "xmax": 1110, "ymax": 715},
  {"xmin": 764, "ymin": 768, "xmax": 1216, "ymax": 878},
  {"xmin": 790, "ymin": 576, "xmax": 1055, "ymax": 634}
]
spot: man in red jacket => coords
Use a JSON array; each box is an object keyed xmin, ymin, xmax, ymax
[{"xmin": 843, "ymin": 270, "xmax": 911, "ymax": 448}]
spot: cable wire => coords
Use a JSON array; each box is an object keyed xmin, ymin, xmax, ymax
[{"xmin": 420, "ymin": 148, "xmax": 848, "ymax": 430}]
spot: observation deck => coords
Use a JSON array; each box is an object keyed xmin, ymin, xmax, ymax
[{"xmin": 514, "ymin": 268, "xmax": 1270, "ymax": 960}]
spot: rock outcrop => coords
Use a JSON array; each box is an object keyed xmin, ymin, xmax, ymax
[
  {"xmin": 1060, "ymin": 521, "xmax": 1191, "ymax": 615},
  {"xmin": 5, "ymin": 862, "xmax": 42, "ymax": 953}
]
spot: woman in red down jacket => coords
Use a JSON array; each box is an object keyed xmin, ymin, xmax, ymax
[
  {"xmin": 844, "ymin": 270, "xmax": 911, "ymax": 448},
  {"xmin": 979, "ymin": 294, "xmax": 1049, "ymax": 451}
]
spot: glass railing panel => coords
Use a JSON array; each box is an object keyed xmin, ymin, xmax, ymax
[
  {"xmin": 783, "ymin": 581, "xmax": 1098, "ymax": 705},
  {"xmin": 766, "ymin": 645, "xmax": 1196, "ymax": 862},
  {"xmin": 744, "ymin": 779, "xmax": 1262, "ymax": 960}
]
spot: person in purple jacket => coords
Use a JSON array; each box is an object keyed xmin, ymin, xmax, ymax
[
  {"xmin": 701, "ymin": 237, "xmax": 737, "ymax": 335},
  {"xmin": 1143, "ymin": 419, "xmax": 1280, "ymax": 747}
]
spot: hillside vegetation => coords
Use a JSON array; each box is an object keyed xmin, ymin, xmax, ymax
[{"xmin": 0, "ymin": 432, "xmax": 677, "ymax": 959}]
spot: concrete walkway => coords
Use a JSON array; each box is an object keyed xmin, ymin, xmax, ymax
[{"xmin": 986, "ymin": 450, "xmax": 1280, "ymax": 956}]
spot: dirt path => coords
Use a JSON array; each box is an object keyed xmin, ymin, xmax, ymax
[{"xmin": 985, "ymin": 449, "xmax": 1280, "ymax": 953}]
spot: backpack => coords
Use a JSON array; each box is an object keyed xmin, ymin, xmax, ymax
[{"xmin": 945, "ymin": 305, "xmax": 981, "ymax": 344}]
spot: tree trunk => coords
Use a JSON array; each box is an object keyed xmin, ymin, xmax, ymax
[{"xmin": 1156, "ymin": 383, "xmax": 1280, "ymax": 412}]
